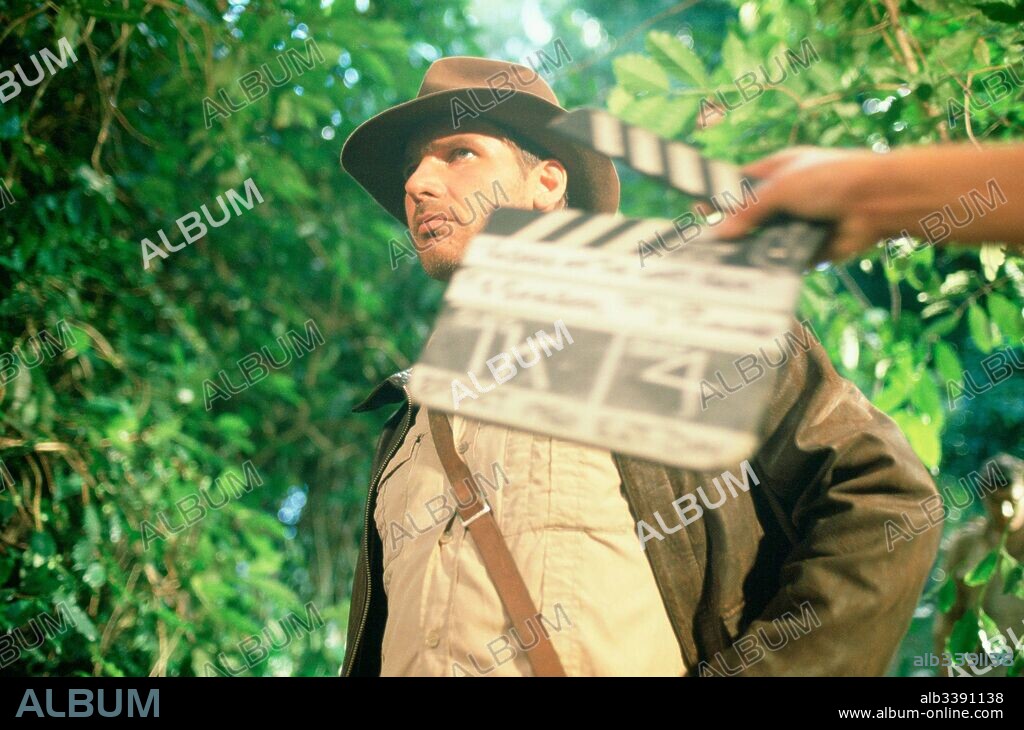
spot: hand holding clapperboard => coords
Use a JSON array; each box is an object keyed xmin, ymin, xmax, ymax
[{"xmin": 407, "ymin": 108, "xmax": 830, "ymax": 471}]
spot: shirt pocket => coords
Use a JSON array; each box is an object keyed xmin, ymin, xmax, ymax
[{"xmin": 374, "ymin": 430, "xmax": 426, "ymax": 570}]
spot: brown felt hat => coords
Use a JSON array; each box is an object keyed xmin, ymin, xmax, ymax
[{"xmin": 340, "ymin": 56, "xmax": 620, "ymax": 225}]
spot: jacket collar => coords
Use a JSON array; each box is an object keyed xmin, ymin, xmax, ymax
[{"xmin": 351, "ymin": 368, "xmax": 412, "ymax": 413}]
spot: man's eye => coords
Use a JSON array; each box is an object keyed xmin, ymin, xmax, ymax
[{"xmin": 403, "ymin": 149, "xmax": 473, "ymax": 179}]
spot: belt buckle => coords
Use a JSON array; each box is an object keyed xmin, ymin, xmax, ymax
[{"xmin": 460, "ymin": 498, "xmax": 491, "ymax": 527}]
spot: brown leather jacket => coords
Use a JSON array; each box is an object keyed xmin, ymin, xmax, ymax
[{"xmin": 340, "ymin": 325, "xmax": 941, "ymax": 676}]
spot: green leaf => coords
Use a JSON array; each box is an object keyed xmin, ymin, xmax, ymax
[
  {"xmin": 0, "ymin": 555, "xmax": 14, "ymax": 585},
  {"xmin": 273, "ymin": 95, "xmax": 296, "ymax": 129},
  {"xmin": 874, "ymin": 369, "xmax": 915, "ymax": 411},
  {"xmin": 964, "ymin": 549, "xmax": 999, "ymax": 586},
  {"xmin": 71, "ymin": 540, "xmax": 93, "ymax": 570},
  {"xmin": 83, "ymin": 503, "xmax": 101, "ymax": 543},
  {"xmin": 61, "ymin": 601, "xmax": 99, "ymax": 642},
  {"xmin": 83, "ymin": 563, "xmax": 106, "ymax": 589},
  {"xmin": 923, "ymin": 312, "xmax": 961, "ymax": 338},
  {"xmin": 609, "ymin": 93, "xmax": 694, "ymax": 139},
  {"xmin": 721, "ymin": 32, "xmax": 757, "ymax": 75},
  {"xmin": 146, "ymin": 417, "xmax": 183, "ymax": 447},
  {"xmin": 81, "ymin": 0, "xmax": 145, "ymax": 22},
  {"xmin": 976, "ymin": 2, "xmax": 1024, "ymax": 24},
  {"xmin": 973, "ymin": 36, "xmax": 992, "ymax": 66},
  {"xmin": 259, "ymin": 373, "xmax": 304, "ymax": 406},
  {"xmin": 645, "ymin": 31, "xmax": 709, "ymax": 86},
  {"xmin": 68, "ymin": 325, "xmax": 92, "ymax": 353},
  {"xmin": 988, "ymin": 292, "xmax": 1024, "ymax": 340},
  {"xmin": 968, "ymin": 302, "xmax": 994, "ymax": 353},
  {"xmin": 999, "ymin": 548, "xmax": 1019, "ymax": 581},
  {"xmin": 932, "ymin": 341, "xmax": 964, "ymax": 387},
  {"xmin": 978, "ymin": 608, "xmax": 1004, "ymax": 654},
  {"xmin": 937, "ymin": 576, "xmax": 958, "ymax": 613},
  {"xmin": 54, "ymin": 8, "xmax": 82, "ymax": 47},
  {"xmin": 357, "ymin": 50, "xmax": 397, "ymax": 90},
  {"xmin": 910, "ymin": 371, "xmax": 943, "ymax": 423},
  {"xmin": 931, "ymin": 33, "xmax": 979, "ymax": 71},
  {"xmin": 1004, "ymin": 563, "xmax": 1024, "ymax": 599},
  {"xmin": 606, "ymin": 85, "xmax": 634, "ymax": 116},
  {"xmin": 613, "ymin": 53, "xmax": 671, "ymax": 95},
  {"xmin": 215, "ymin": 413, "xmax": 251, "ymax": 437},
  {"xmin": 948, "ymin": 609, "xmax": 981, "ymax": 654},
  {"xmin": 29, "ymin": 531, "xmax": 57, "ymax": 558},
  {"xmin": 1010, "ymin": 647, "xmax": 1024, "ymax": 677},
  {"xmin": 892, "ymin": 411, "xmax": 942, "ymax": 468},
  {"xmin": 215, "ymin": 414, "xmax": 255, "ymax": 453}
]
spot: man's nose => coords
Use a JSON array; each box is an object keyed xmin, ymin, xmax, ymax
[{"xmin": 404, "ymin": 157, "xmax": 445, "ymax": 203}]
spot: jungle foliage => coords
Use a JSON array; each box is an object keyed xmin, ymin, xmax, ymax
[{"xmin": 0, "ymin": 0, "xmax": 1022, "ymax": 676}]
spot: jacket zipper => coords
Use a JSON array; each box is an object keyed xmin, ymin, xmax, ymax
[{"xmin": 344, "ymin": 386, "xmax": 414, "ymax": 676}]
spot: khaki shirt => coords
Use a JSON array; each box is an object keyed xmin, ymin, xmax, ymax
[{"xmin": 373, "ymin": 404, "xmax": 686, "ymax": 676}]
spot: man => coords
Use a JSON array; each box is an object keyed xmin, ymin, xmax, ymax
[
  {"xmin": 933, "ymin": 453, "xmax": 1024, "ymax": 677},
  {"xmin": 714, "ymin": 144, "xmax": 1024, "ymax": 262},
  {"xmin": 338, "ymin": 56, "xmax": 942, "ymax": 677}
]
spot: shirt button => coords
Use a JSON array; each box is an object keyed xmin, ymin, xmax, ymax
[
  {"xmin": 425, "ymin": 630, "xmax": 441, "ymax": 648},
  {"xmin": 456, "ymin": 441, "xmax": 469, "ymax": 454},
  {"xmin": 439, "ymin": 531, "xmax": 453, "ymax": 545}
]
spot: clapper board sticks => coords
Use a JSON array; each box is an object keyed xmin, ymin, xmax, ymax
[
  {"xmin": 406, "ymin": 110, "xmax": 829, "ymax": 471},
  {"xmin": 549, "ymin": 107, "xmax": 750, "ymax": 210}
]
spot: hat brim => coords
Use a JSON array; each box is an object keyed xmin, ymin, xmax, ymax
[{"xmin": 340, "ymin": 88, "xmax": 620, "ymax": 226}]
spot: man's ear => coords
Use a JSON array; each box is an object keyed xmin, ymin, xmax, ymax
[{"xmin": 531, "ymin": 159, "xmax": 568, "ymax": 212}]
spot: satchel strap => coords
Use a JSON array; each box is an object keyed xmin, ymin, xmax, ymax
[{"xmin": 427, "ymin": 409, "xmax": 566, "ymax": 677}]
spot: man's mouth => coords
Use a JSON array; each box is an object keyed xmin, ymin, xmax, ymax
[{"xmin": 416, "ymin": 213, "xmax": 448, "ymax": 237}]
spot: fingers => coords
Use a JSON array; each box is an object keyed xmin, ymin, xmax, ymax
[
  {"xmin": 810, "ymin": 238, "xmax": 852, "ymax": 267},
  {"xmin": 809, "ymin": 221, "xmax": 879, "ymax": 266},
  {"xmin": 713, "ymin": 181, "xmax": 779, "ymax": 238},
  {"xmin": 713, "ymin": 148, "xmax": 825, "ymax": 238},
  {"xmin": 738, "ymin": 146, "xmax": 820, "ymax": 179}
]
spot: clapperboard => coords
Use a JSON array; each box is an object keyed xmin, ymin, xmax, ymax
[{"xmin": 406, "ymin": 108, "xmax": 829, "ymax": 470}]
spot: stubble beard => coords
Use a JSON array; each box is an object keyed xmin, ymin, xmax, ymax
[
  {"xmin": 416, "ymin": 174, "xmax": 529, "ymax": 281},
  {"xmin": 422, "ymin": 253, "xmax": 459, "ymax": 282},
  {"xmin": 418, "ymin": 215, "xmax": 491, "ymax": 282}
]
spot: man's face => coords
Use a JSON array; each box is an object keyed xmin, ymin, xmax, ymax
[{"xmin": 401, "ymin": 118, "xmax": 562, "ymax": 281}]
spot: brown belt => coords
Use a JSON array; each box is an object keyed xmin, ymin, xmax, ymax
[{"xmin": 426, "ymin": 409, "xmax": 566, "ymax": 677}]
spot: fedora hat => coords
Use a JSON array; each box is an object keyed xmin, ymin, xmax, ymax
[{"xmin": 340, "ymin": 56, "xmax": 620, "ymax": 225}]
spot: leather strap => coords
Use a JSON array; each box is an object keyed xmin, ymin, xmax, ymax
[{"xmin": 426, "ymin": 409, "xmax": 566, "ymax": 677}]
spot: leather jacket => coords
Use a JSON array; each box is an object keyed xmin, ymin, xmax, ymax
[{"xmin": 340, "ymin": 325, "xmax": 941, "ymax": 676}]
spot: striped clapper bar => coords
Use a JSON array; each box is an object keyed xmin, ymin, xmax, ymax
[
  {"xmin": 406, "ymin": 115, "xmax": 829, "ymax": 471},
  {"xmin": 547, "ymin": 107, "xmax": 751, "ymax": 206}
]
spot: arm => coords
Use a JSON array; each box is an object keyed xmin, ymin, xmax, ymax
[
  {"xmin": 715, "ymin": 323, "xmax": 943, "ymax": 676},
  {"xmin": 932, "ymin": 531, "xmax": 976, "ymax": 676},
  {"xmin": 715, "ymin": 143, "xmax": 1024, "ymax": 263}
]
